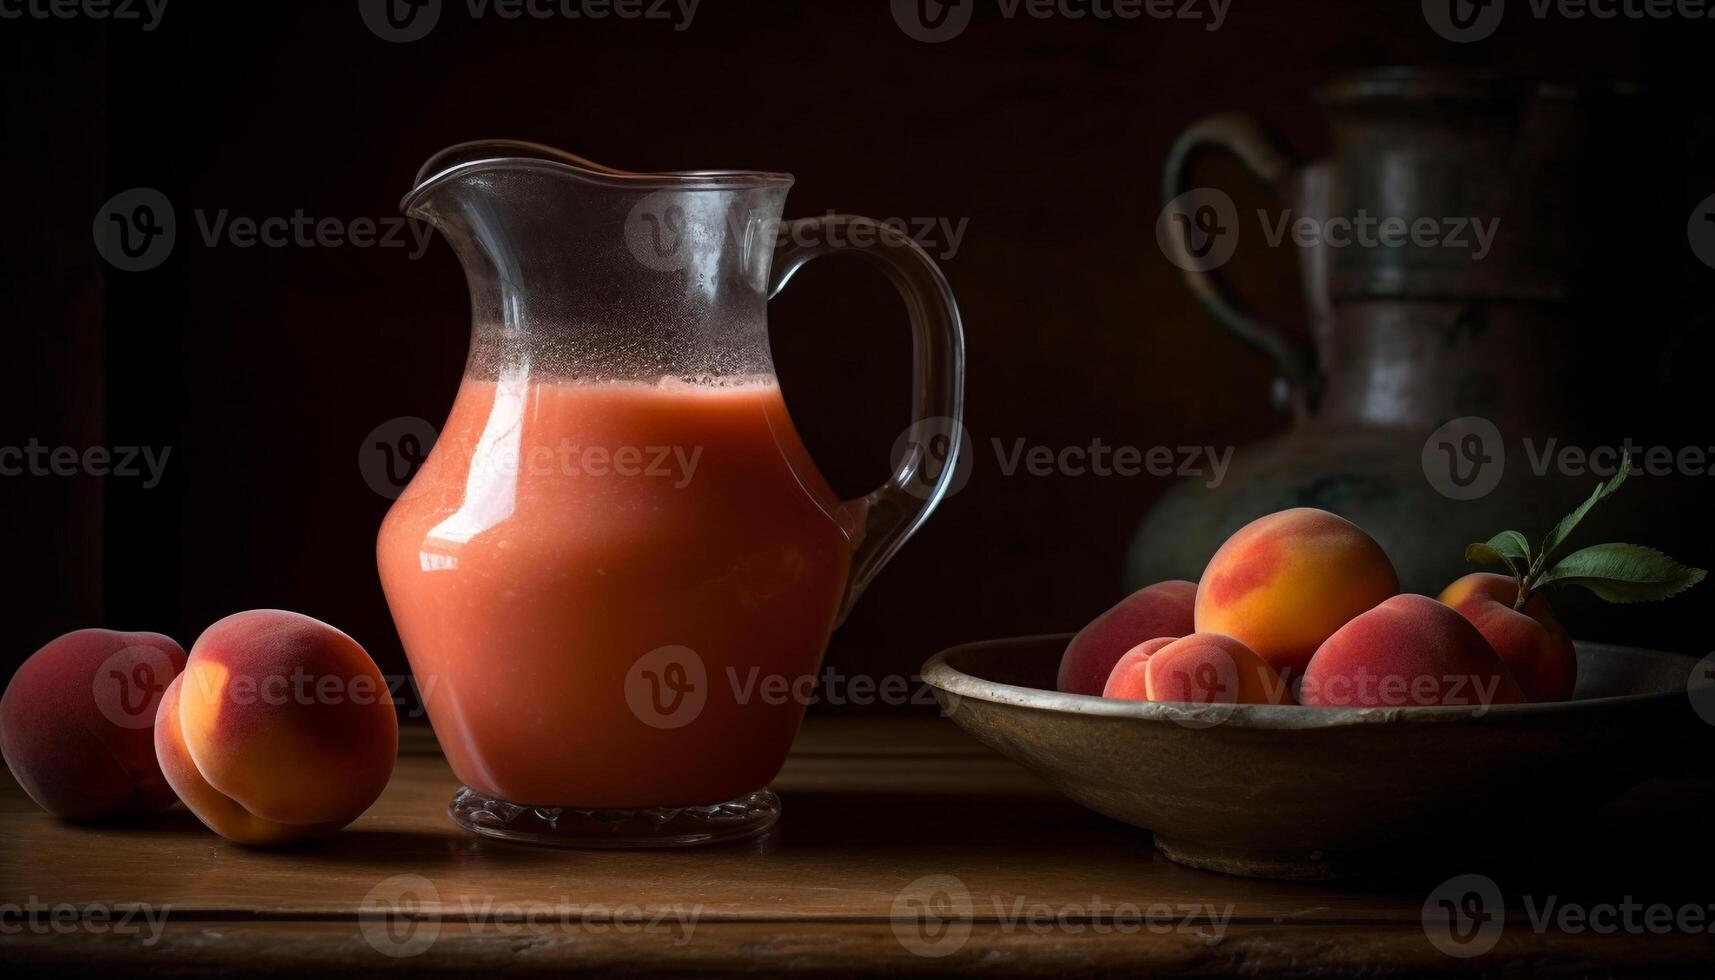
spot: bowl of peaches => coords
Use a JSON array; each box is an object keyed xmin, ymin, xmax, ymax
[{"xmin": 924, "ymin": 460, "xmax": 1714, "ymax": 879}]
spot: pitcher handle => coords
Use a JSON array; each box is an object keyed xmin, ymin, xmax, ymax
[
  {"xmin": 1163, "ymin": 113, "xmax": 1319, "ymax": 403},
  {"xmin": 769, "ymin": 215, "xmax": 967, "ymax": 623}
]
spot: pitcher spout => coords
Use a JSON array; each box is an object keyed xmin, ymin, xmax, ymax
[
  {"xmin": 401, "ymin": 140, "xmax": 795, "ymax": 383},
  {"xmin": 402, "ymin": 139, "xmax": 793, "ymax": 217}
]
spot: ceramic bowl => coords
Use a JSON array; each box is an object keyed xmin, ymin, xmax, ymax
[{"xmin": 922, "ymin": 634, "xmax": 1713, "ymax": 879}]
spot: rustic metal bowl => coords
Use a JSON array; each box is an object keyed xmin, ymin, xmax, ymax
[{"xmin": 922, "ymin": 634, "xmax": 1712, "ymax": 880}]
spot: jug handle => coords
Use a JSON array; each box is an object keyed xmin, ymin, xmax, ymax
[
  {"xmin": 1163, "ymin": 113, "xmax": 1319, "ymax": 407},
  {"xmin": 769, "ymin": 215, "xmax": 967, "ymax": 624}
]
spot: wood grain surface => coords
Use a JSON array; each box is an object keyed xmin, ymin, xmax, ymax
[{"xmin": 3, "ymin": 717, "xmax": 1712, "ymax": 976}]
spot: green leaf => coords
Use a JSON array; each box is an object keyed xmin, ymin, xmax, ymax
[
  {"xmin": 1465, "ymin": 530, "xmax": 1532, "ymax": 578},
  {"xmin": 1464, "ymin": 543, "xmax": 1512, "ymax": 574},
  {"xmin": 1537, "ymin": 455, "xmax": 1632, "ymax": 571},
  {"xmin": 1534, "ymin": 542, "xmax": 1708, "ymax": 603}
]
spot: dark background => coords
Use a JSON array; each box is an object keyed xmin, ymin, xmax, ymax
[{"xmin": 2, "ymin": 0, "xmax": 1711, "ymax": 703}]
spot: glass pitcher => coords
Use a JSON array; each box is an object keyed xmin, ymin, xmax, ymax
[{"xmin": 376, "ymin": 141, "xmax": 965, "ymax": 846}]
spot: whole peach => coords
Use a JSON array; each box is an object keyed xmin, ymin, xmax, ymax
[
  {"xmin": 1439, "ymin": 573, "xmax": 1577, "ymax": 703},
  {"xmin": 1058, "ymin": 580, "xmax": 1197, "ymax": 695},
  {"xmin": 1196, "ymin": 508, "xmax": 1399, "ymax": 676},
  {"xmin": 1301, "ymin": 594, "xmax": 1525, "ymax": 708},
  {"xmin": 155, "ymin": 610, "xmax": 397, "ymax": 845},
  {"xmin": 1098, "ymin": 637, "xmax": 1179, "ymax": 701},
  {"xmin": 1, "ymin": 629, "xmax": 186, "ymax": 820},
  {"xmin": 1139, "ymin": 633, "xmax": 1294, "ymax": 706}
]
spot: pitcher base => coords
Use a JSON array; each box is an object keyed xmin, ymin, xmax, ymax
[{"xmin": 448, "ymin": 786, "xmax": 780, "ymax": 848}]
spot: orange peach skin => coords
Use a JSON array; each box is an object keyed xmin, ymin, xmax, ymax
[
  {"xmin": 1, "ymin": 629, "xmax": 185, "ymax": 820},
  {"xmin": 155, "ymin": 610, "xmax": 397, "ymax": 845},
  {"xmin": 1098, "ymin": 637, "xmax": 1179, "ymax": 701},
  {"xmin": 1058, "ymin": 580, "xmax": 1197, "ymax": 695},
  {"xmin": 1137, "ymin": 633, "xmax": 1293, "ymax": 706},
  {"xmin": 1439, "ymin": 572, "xmax": 1577, "ymax": 703},
  {"xmin": 1196, "ymin": 508, "xmax": 1399, "ymax": 676},
  {"xmin": 1301, "ymin": 594, "xmax": 1525, "ymax": 708}
]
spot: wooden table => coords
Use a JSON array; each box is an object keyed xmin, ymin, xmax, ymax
[{"xmin": 4, "ymin": 717, "xmax": 1712, "ymax": 977}]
